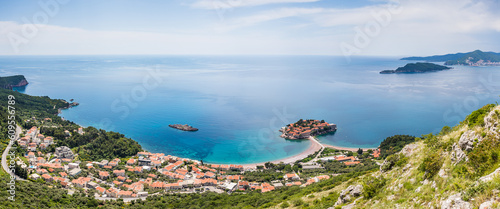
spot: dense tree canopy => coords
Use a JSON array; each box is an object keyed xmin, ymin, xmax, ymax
[{"xmin": 378, "ymin": 135, "xmax": 416, "ymax": 159}]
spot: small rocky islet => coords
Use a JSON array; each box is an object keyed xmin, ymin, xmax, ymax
[{"xmin": 169, "ymin": 124, "xmax": 199, "ymax": 131}]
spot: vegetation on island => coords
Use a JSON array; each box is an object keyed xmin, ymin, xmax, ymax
[{"xmin": 380, "ymin": 62, "xmax": 451, "ymax": 74}]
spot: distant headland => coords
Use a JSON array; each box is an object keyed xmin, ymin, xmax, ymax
[
  {"xmin": 280, "ymin": 119, "xmax": 336, "ymax": 140},
  {"xmin": 380, "ymin": 62, "xmax": 451, "ymax": 74},
  {"xmin": 0, "ymin": 75, "xmax": 29, "ymax": 90},
  {"xmin": 169, "ymin": 124, "xmax": 199, "ymax": 131},
  {"xmin": 401, "ymin": 50, "xmax": 500, "ymax": 66}
]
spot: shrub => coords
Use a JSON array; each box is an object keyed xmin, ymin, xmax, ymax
[
  {"xmin": 467, "ymin": 138, "xmax": 500, "ymax": 177},
  {"xmin": 418, "ymin": 152, "xmax": 442, "ymax": 179},
  {"xmin": 463, "ymin": 182, "xmax": 487, "ymax": 201},
  {"xmin": 292, "ymin": 199, "xmax": 304, "ymax": 206},
  {"xmin": 395, "ymin": 155, "xmax": 408, "ymax": 167},
  {"xmin": 439, "ymin": 126, "xmax": 452, "ymax": 135},
  {"xmin": 363, "ymin": 176, "xmax": 386, "ymax": 199},
  {"xmin": 381, "ymin": 154, "xmax": 399, "ymax": 172},
  {"xmin": 466, "ymin": 104, "xmax": 495, "ymax": 127},
  {"xmin": 280, "ymin": 201, "xmax": 290, "ymax": 208}
]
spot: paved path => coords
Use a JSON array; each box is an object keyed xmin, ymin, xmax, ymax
[
  {"xmin": 95, "ymin": 192, "xmax": 160, "ymax": 202},
  {"xmin": 95, "ymin": 196, "xmax": 148, "ymax": 202},
  {"xmin": 308, "ymin": 136, "xmax": 325, "ymax": 162},
  {"xmin": 323, "ymin": 144, "xmax": 376, "ymax": 152},
  {"xmin": 2, "ymin": 125, "xmax": 25, "ymax": 180}
]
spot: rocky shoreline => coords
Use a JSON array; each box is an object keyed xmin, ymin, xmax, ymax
[
  {"xmin": 57, "ymin": 101, "xmax": 80, "ymax": 114},
  {"xmin": 169, "ymin": 124, "xmax": 199, "ymax": 131}
]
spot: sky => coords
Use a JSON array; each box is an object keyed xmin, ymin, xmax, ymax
[{"xmin": 0, "ymin": 0, "xmax": 499, "ymax": 56}]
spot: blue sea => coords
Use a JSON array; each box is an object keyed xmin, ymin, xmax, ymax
[{"xmin": 2, "ymin": 55, "xmax": 500, "ymax": 164}]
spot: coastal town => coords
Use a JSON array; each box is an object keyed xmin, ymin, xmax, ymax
[{"xmin": 9, "ymin": 123, "xmax": 380, "ymax": 201}]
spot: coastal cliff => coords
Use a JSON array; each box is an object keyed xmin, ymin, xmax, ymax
[{"xmin": 0, "ymin": 75, "xmax": 29, "ymax": 90}]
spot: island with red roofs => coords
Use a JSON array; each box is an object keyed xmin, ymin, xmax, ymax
[{"xmin": 279, "ymin": 119, "xmax": 337, "ymax": 140}]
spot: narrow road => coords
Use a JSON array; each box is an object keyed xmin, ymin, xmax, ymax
[
  {"xmin": 94, "ymin": 192, "xmax": 160, "ymax": 202},
  {"xmin": 308, "ymin": 136, "xmax": 325, "ymax": 162},
  {"xmin": 95, "ymin": 196, "xmax": 148, "ymax": 203},
  {"xmin": 2, "ymin": 125, "xmax": 25, "ymax": 180}
]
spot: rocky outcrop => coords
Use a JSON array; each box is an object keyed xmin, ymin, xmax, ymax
[
  {"xmin": 459, "ymin": 130, "xmax": 482, "ymax": 151},
  {"xmin": 438, "ymin": 168, "xmax": 449, "ymax": 178},
  {"xmin": 479, "ymin": 167, "xmax": 500, "ymax": 182},
  {"xmin": 479, "ymin": 193, "xmax": 500, "ymax": 209},
  {"xmin": 479, "ymin": 201, "xmax": 496, "ymax": 209},
  {"xmin": 335, "ymin": 185, "xmax": 363, "ymax": 206},
  {"xmin": 169, "ymin": 124, "xmax": 199, "ymax": 131},
  {"xmin": 401, "ymin": 144, "xmax": 418, "ymax": 157},
  {"xmin": 57, "ymin": 101, "xmax": 80, "ymax": 114},
  {"xmin": 484, "ymin": 106, "xmax": 500, "ymax": 139},
  {"xmin": 451, "ymin": 143, "xmax": 468, "ymax": 165},
  {"xmin": 341, "ymin": 203, "xmax": 356, "ymax": 209},
  {"xmin": 440, "ymin": 193, "xmax": 472, "ymax": 209}
]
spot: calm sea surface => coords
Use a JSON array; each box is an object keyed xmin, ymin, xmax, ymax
[{"xmin": 2, "ymin": 55, "xmax": 499, "ymax": 164}]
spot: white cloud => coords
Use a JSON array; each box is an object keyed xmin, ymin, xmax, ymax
[
  {"xmin": 191, "ymin": 0, "xmax": 320, "ymax": 9},
  {"xmin": 0, "ymin": 0, "xmax": 499, "ymax": 56},
  {"xmin": 0, "ymin": 21, "xmax": 333, "ymax": 55},
  {"xmin": 215, "ymin": 7, "xmax": 324, "ymax": 31}
]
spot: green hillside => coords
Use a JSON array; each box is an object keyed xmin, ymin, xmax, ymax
[{"xmin": 304, "ymin": 104, "xmax": 500, "ymax": 208}]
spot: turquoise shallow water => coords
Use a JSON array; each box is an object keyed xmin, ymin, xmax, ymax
[{"xmin": 2, "ymin": 55, "xmax": 500, "ymax": 164}]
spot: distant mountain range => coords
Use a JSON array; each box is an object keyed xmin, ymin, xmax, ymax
[{"xmin": 401, "ymin": 50, "xmax": 500, "ymax": 66}]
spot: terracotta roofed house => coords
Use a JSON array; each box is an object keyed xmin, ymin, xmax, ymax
[
  {"xmin": 41, "ymin": 174, "xmax": 52, "ymax": 182},
  {"xmin": 284, "ymin": 173, "xmax": 300, "ymax": 181},
  {"xmin": 113, "ymin": 169, "xmax": 126, "ymax": 177},
  {"xmin": 127, "ymin": 158, "xmax": 136, "ymax": 165},
  {"xmin": 344, "ymin": 161, "xmax": 361, "ymax": 166},
  {"xmin": 95, "ymin": 186, "xmax": 106, "ymax": 194}
]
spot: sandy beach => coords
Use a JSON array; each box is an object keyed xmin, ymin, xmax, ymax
[
  {"xmin": 242, "ymin": 137, "xmax": 323, "ymax": 169},
  {"xmin": 241, "ymin": 139, "xmax": 378, "ymax": 169}
]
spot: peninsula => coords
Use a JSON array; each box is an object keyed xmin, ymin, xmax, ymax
[
  {"xmin": 280, "ymin": 119, "xmax": 336, "ymax": 140},
  {"xmin": 169, "ymin": 124, "xmax": 199, "ymax": 131},
  {"xmin": 380, "ymin": 62, "xmax": 451, "ymax": 74},
  {"xmin": 0, "ymin": 75, "xmax": 28, "ymax": 90},
  {"xmin": 401, "ymin": 50, "xmax": 500, "ymax": 66}
]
